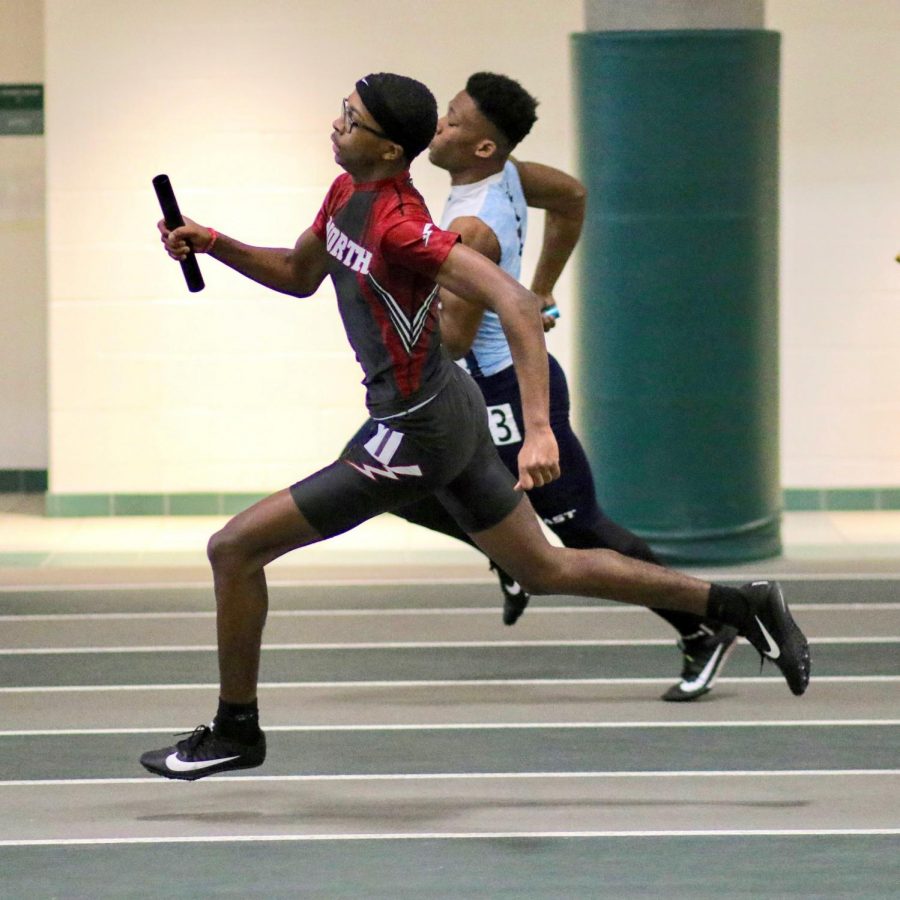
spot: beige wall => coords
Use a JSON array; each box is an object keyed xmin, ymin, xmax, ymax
[
  {"xmin": 43, "ymin": 0, "xmax": 582, "ymax": 494},
  {"xmin": 6, "ymin": 1, "xmax": 899, "ymax": 495},
  {"xmin": 0, "ymin": 0, "xmax": 46, "ymax": 468},
  {"xmin": 767, "ymin": 0, "xmax": 900, "ymax": 487}
]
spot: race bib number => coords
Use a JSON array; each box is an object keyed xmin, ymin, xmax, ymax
[{"xmin": 486, "ymin": 403, "xmax": 522, "ymax": 446}]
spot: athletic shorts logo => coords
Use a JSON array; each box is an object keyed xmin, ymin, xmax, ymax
[
  {"xmin": 346, "ymin": 423, "xmax": 423, "ymax": 481},
  {"xmin": 543, "ymin": 509, "xmax": 576, "ymax": 526},
  {"xmin": 422, "ymin": 223, "xmax": 434, "ymax": 246}
]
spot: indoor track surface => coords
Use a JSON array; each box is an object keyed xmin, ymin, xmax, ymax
[{"xmin": 1, "ymin": 568, "xmax": 898, "ymax": 898}]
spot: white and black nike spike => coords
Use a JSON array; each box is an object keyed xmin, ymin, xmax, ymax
[
  {"xmin": 140, "ymin": 724, "xmax": 266, "ymax": 781},
  {"xmin": 662, "ymin": 623, "xmax": 739, "ymax": 702},
  {"xmin": 490, "ymin": 561, "xmax": 530, "ymax": 626},
  {"xmin": 740, "ymin": 581, "xmax": 811, "ymax": 696}
]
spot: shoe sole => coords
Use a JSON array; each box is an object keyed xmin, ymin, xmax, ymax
[
  {"xmin": 661, "ymin": 636, "xmax": 738, "ymax": 702},
  {"xmin": 503, "ymin": 594, "xmax": 530, "ymax": 626},
  {"xmin": 140, "ymin": 756, "xmax": 264, "ymax": 781}
]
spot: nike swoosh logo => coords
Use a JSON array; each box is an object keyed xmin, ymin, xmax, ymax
[
  {"xmin": 504, "ymin": 581, "xmax": 523, "ymax": 596},
  {"xmin": 165, "ymin": 752, "xmax": 239, "ymax": 772},
  {"xmin": 754, "ymin": 616, "xmax": 781, "ymax": 659},
  {"xmin": 680, "ymin": 644, "xmax": 726, "ymax": 691}
]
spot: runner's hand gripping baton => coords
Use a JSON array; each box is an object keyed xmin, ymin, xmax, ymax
[{"xmin": 152, "ymin": 174, "xmax": 205, "ymax": 293}]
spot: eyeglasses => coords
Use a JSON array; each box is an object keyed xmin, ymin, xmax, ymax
[{"xmin": 341, "ymin": 97, "xmax": 388, "ymax": 139}]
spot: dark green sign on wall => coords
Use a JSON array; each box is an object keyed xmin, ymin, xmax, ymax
[{"xmin": 0, "ymin": 84, "xmax": 43, "ymax": 135}]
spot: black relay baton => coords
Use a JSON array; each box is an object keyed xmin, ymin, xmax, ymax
[{"xmin": 152, "ymin": 174, "xmax": 205, "ymax": 293}]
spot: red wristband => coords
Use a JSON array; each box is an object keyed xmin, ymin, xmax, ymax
[{"xmin": 206, "ymin": 227, "xmax": 218, "ymax": 253}]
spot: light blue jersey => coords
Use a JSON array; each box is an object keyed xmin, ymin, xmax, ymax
[{"xmin": 440, "ymin": 160, "xmax": 526, "ymax": 376}]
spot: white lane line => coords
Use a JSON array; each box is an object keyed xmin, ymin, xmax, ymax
[
  {"xmin": 1, "ymin": 640, "xmax": 675, "ymax": 654},
  {"xmin": 2, "ymin": 769, "xmax": 898, "ymax": 787},
  {"xmin": 2, "ymin": 602, "xmax": 898, "ymax": 622},
  {"xmin": 0, "ymin": 578, "xmax": 497, "ymax": 593},
  {"xmin": 1, "ymin": 828, "xmax": 898, "ymax": 847},
  {"xmin": 0, "ymin": 609, "xmax": 518, "ymax": 622},
  {"xmin": 2, "ymin": 572, "xmax": 900, "ymax": 592},
  {"xmin": 1, "ymin": 675, "xmax": 898, "ymax": 694},
  {"xmin": 1, "ymin": 720, "xmax": 898, "ymax": 738},
  {"xmin": 1, "ymin": 636, "xmax": 897, "ymax": 655}
]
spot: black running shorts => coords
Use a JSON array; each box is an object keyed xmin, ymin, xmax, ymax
[{"xmin": 289, "ymin": 365, "xmax": 522, "ymax": 539}]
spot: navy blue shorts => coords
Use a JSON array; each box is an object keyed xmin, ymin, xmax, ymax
[{"xmin": 476, "ymin": 354, "xmax": 598, "ymax": 530}]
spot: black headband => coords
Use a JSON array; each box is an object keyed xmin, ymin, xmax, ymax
[
  {"xmin": 356, "ymin": 77, "xmax": 405, "ymax": 146},
  {"xmin": 355, "ymin": 73, "xmax": 437, "ymax": 162}
]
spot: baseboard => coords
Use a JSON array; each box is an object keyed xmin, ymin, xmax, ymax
[
  {"xmin": 43, "ymin": 492, "xmax": 267, "ymax": 517},
  {"xmin": 27, "ymin": 486, "xmax": 900, "ymax": 517},
  {"xmin": 782, "ymin": 487, "xmax": 900, "ymax": 512},
  {"xmin": 0, "ymin": 469, "xmax": 48, "ymax": 493}
]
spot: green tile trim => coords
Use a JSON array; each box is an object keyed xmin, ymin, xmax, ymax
[
  {"xmin": 824, "ymin": 488, "xmax": 877, "ymax": 511},
  {"xmin": 45, "ymin": 492, "xmax": 266, "ymax": 517},
  {"xmin": 112, "ymin": 494, "xmax": 166, "ymax": 516},
  {"xmin": 783, "ymin": 488, "xmax": 900, "ymax": 512},
  {"xmin": 782, "ymin": 489, "xmax": 823, "ymax": 512},
  {"xmin": 169, "ymin": 493, "xmax": 222, "ymax": 515},
  {"xmin": 41, "ymin": 487, "xmax": 900, "ymax": 517},
  {"xmin": 878, "ymin": 489, "xmax": 900, "ymax": 510},
  {"xmin": 223, "ymin": 493, "xmax": 267, "ymax": 514},
  {"xmin": 0, "ymin": 469, "xmax": 48, "ymax": 493},
  {"xmin": 46, "ymin": 494, "xmax": 112, "ymax": 517}
]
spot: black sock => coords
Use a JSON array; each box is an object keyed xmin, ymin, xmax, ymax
[
  {"xmin": 213, "ymin": 697, "xmax": 261, "ymax": 743},
  {"xmin": 706, "ymin": 584, "xmax": 751, "ymax": 631},
  {"xmin": 651, "ymin": 606, "xmax": 710, "ymax": 637}
]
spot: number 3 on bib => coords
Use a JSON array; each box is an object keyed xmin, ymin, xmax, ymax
[{"xmin": 486, "ymin": 403, "xmax": 522, "ymax": 446}]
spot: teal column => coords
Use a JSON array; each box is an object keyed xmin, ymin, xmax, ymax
[{"xmin": 570, "ymin": 30, "xmax": 781, "ymax": 563}]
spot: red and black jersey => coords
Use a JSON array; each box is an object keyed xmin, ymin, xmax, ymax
[{"xmin": 312, "ymin": 171, "xmax": 460, "ymax": 418}]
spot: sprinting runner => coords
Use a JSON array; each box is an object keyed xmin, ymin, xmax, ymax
[
  {"xmin": 392, "ymin": 72, "xmax": 739, "ymax": 701},
  {"xmin": 140, "ymin": 72, "xmax": 810, "ymax": 781}
]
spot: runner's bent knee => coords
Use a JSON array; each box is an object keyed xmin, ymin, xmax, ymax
[{"xmin": 207, "ymin": 521, "xmax": 263, "ymax": 573}]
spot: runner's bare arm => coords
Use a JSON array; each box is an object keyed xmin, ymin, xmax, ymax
[
  {"xmin": 512, "ymin": 159, "xmax": 586, "ymax": 328},
  {"xmin": 159, "ymin": 220, "xmax": 330, "ymax": 298},
  {"xmin": 436, "ymin": 243, "xmax": 559, "ymax": 490}
]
